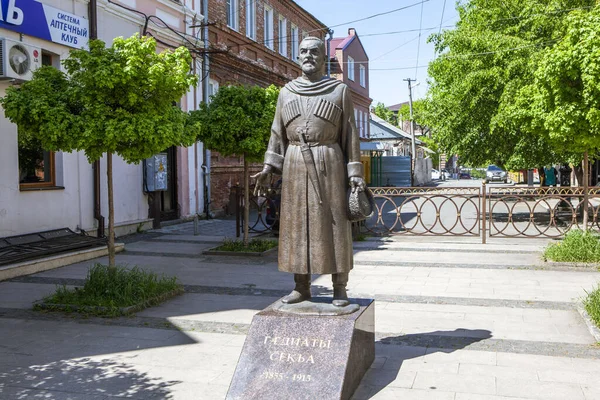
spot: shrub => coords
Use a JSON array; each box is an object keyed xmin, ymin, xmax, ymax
[
  {"xmin": 38, "ymin": 264, "xmax": 181, "ymax": 316},
  {"xmin": 215, "ymin": 238, "xmax": 278, "ymax": 252},
  {"xmin": 584, "ymin": 286, "xmax": 600, "ymax": 329},
  {"xmin": 543, "ymin": 230, "xmax": 600, "ymax": 263}
]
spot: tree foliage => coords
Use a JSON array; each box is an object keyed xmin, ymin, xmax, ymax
[
  {"xmin": 398, "ymin": 99, "xmax": 426, "ymax": 126},
  {"xmin": 424, "ymin": 0, "xmax": 595, "ymax": 170},
  {"xmin": 1, "ymin": 35, "xmax": 199, "ymax": 163},
  {"xmin": 372, "ymin": 102, "xmax": 395, "ymax": 125},
  {"xmin": 191, "ymin": 84, "xmax": 279, "ymax": 162},
  {"xmin": 532, "ymin": 8, "xmax": 600, "ymax": 153}
]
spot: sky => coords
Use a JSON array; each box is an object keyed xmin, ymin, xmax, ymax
[{"xmin": 294, "ymin": 0, "xmax": 459, "ymax": 107}]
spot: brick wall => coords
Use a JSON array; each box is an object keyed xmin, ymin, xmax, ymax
[{"xmin": 207, "ymin": 0, "xmax": 327, "ymax": 214}]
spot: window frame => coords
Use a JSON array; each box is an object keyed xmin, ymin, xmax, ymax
[
  {"xmin": 18, "ymin": 147, "xmax": 56, "ymax": 190},
  {"xmin": 245, "ymin": 0, "xmax": 255, "ymax": 39},
  {"xmin": 347, "ymin": 56, "xmax": 355, "ymax": 81},
  {"xmin": 227, "ymin": 0, "xmax": 239, "ymax": 31},
  {"xmin": 278, "ymin": 16, "xmax": 287, "ymax": 57},
  {"xmin": 290, "ymin": 24, "xmax": 299, "ymax": 62},
  {"xmin": 264, "ymin": 6, "xmax": 274, "ymax": 50},
  {"xmin": 359, "ymin": 64, "xmax": 366, "ymax": 87}
]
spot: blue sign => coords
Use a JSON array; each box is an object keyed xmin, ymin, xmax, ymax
[{"xmin": 0, "ymin": 0, "xmax": 89, "ymax": 48}]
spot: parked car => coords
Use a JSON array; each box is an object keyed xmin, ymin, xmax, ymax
[
  {"xmin": 485, "ymin": 165, "xmax": 508, "ymax": 183},
  {"xmin": 459, "ymin": 172, "xmax": 471, "ymax": 179},
  {"xmin": 431, "ymin": 169, "xmax": 441, "ymax": 180}
]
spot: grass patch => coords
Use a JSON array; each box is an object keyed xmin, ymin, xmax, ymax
[
  {"xmin": 543, "ymin": 229, "xmax": 600, "ymax": 263},
  {"xmin": 584, "ymin": 286, "xmax": 600, "ymax": 329},
  {"xmin": 36, "ymin": 264, "xmax": 182, "ymax": 317},
  {"xmin": 354, "ymin": 233, "xmax": 368, "ymax": 242},
  {"xmin": 214, "ymin": 238, "xmax": 278, "ymax": 253}
]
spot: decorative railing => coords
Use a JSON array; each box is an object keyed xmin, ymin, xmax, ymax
[
  {"xmin": 234, "ymin": 185, "xmax": 281, "ymax": 236},
  {"xmin": 487, "ymin": 186, "xmax": 600, "ymax": 238},
  {"xmin": 235, "ymin": 183, "xmax": 600, "ymax": 241},
  {"xmin": 363, "ymin": 187, "xmax": 482, "ymax": 236}
]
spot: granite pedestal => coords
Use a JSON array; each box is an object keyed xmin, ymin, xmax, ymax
[{"xmin": 226, "ymin": 298, "xmax": 375, "ymax": 400}]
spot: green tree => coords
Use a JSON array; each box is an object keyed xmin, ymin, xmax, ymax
[
  {"xmin": 398, "ymin": 99, "xmax": 426, "ymax": 127},
  {"xmin": 527, "ymin": 7, "xmax": 600, "ymax": 227},
  {"xmin": 190, "ymin": 84, "xmax": 279, "ymax": 245},
  {"xmin": 372, "ymin": 102, "xmax": 395, "ymax": 125},
  {"xmin": 424, "ymin": 0, "xmax": 594, "ymax": 170},
  {"xmin": 1, "ymin": 35, "xmax": 199, "ymax": 267}
]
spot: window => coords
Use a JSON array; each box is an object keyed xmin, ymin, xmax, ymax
[
  {"xmin": 354, "ymin": 108, "xmax": 358, "ymax": 126},
  {"xmin": 278, "ymin": 16, "xmax": 287, "ymax": 56},
  {"xmin": 347, "ymin": 56, "xmax": 355, "ymax": 81},
  {"xmin": 245, "ymin": 0, "xmax": 255, "ymax": 39},
  {"xmin": 207, "ymin": 79, "xmax": 219, "ymax": 103},
  {"xmin": 358, "ymin": 110, "xmax": 363, "ymax": 136},
  {"xmin": 291, "ymin": 24, "xmax": 299, "ymax": 62},
  {"xmin": 227, "ymin": 0, "xmax": 238, "ymax": 31},
  {"xmin": 19, "ymin": 53, "xmax": 57, "ymax": 189},
  {"xmin": 359, "ymin": 64, "xmax": 366, "ymax": 87},
  {"xmin": 264, "ymin": 6, "xmax": 273, "ymax": 50}
]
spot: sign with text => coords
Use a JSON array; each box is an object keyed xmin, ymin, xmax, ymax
[
  {"xmin": 226, "ymin": 300, "xmax": 375, "ymax": 400},
  {"xmin": 0, "ymin": 0, "xmax": 89, "ymax": 48}
]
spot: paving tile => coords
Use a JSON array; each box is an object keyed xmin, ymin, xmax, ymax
[
  {"xmin": 455, "ymin": 394, "xmax": 532, "ymax": 400},
  {"xmin": 412, "ymin": 371, "xmax": 496, "ymax": 395},
  {"xmin": 496, "ymin": 378, "xmax": 585, "ymax": 400},
  {"xmin": 458, "ymin": 363, "xmax": 538, "ymax": 381},
  {"xmin": 424, "ymin": 349, "xmax": 497, "ymax": 366}
]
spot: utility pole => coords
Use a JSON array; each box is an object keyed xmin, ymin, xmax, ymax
[{"xmin": 404, "ymin": 78, "xmax": 417, "ymax": 185}]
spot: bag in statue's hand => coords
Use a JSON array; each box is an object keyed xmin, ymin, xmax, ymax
[{"xmin": 347, "ymin": 186, "xmax": 375, "ymax": 222}]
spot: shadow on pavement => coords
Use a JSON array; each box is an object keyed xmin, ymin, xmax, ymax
[
  {"xmin": 0, "ymin": 357, "xmax": 181, "ymax": 399},
  {"xmin": 355, "ymin": 329, "xmax": 493, "ymax": 399}
]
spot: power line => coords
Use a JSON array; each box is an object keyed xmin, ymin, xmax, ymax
[
  {"xmin": 369, "ymin": 40, "xmax": 558, "ymax": 71},
  {"xmin": 438, "ymin": 0, "xmax": 447, "ymax": 35},
  {"xmin": 414, "ymin": 0, "xmax": 425, "ymax": 79},
  {"xmin": 361, "ymin": 25, "xmax": 454, "ymax": 37},
  {"xmin": 327, "ymin": 0, "xmax": 431, "ymax": 29}
]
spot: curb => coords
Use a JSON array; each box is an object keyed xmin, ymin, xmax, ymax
[
  {"xmin": 577, "ymin": 303, "xmax": 600, "ymax": 343},
  {"xmin": 202, "ymin": 245, "xmax": 278, "ymax": 257},
  {"xmin": 0, "ymin": 243, "xmax": 125, "ymax": 282}
]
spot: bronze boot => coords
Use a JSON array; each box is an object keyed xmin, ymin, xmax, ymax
[
  {"xmin": 282, "ymin": 274, "xmax": 311, "ymax": 304},
  {"xmin": 332, "ymin": 272, "xmax": 349, "ymax": 307}
]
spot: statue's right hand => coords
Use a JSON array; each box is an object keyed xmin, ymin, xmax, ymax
[{"xmin": 252, "ymin": 165, "xmax": 274, "ymax": 197}]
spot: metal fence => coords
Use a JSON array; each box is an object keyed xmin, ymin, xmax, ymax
[
  {"xmin": 235, "ymin": 184, "xmax": 600, "ymax": 242},
  {"xmin": 363, "ymin": 187, "xmax": 482, "ymax": 237},
  {"xmin": 487, "ymin": 186, "xmax": 600, "ymax": 238}
]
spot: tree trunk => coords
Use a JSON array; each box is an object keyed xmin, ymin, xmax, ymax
[
  {"xmin": 583, "ymin": 152, "xmax": 589, "ymax": 230},
  {"xmin": 107, "ymin": 152, "xmax": 116, "ymax": 267},
  {"xmin": 574, "ymin": 164, "xmax": 584, "ymax": 187},
  {"xmin": 243, "ymin": 154, "xmax": 250, "ymax": 247}
]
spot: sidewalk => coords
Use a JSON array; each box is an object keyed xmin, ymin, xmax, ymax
[{"xmin": 0, "ymin": 220, "xmax": 599, "ymax": 399}]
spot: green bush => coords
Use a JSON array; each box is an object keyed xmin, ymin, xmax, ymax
[
  {"xmin": 215, "ymin": 238, "xmax": 278, "ymax": 252},
  {"xmin": 38, "ymin": 264, "xmax": 181, "ymax": 316},
  {"xmin": 543, "ymin": 230, "xmax": 600, "ymax": 263},
  {"xmin": 584, "ymin": 286, "xmax": 600, "ymax": 330},
  {"xmin": 470, "ymin": 169, "xmax": 486, "ymax": 179}
]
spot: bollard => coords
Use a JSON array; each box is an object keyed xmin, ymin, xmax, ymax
[{"xmin": 194, "ymin": 214, "xmax": 199, "ymax": 236}]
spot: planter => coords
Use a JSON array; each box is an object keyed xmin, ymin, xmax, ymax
[
  {"xmin": 33, "ymin": 287, "xmax": 184, "ymax": 316},
  {"xmin": 202, "ymin": 246, "xmax": 278, "ymax": 257}
]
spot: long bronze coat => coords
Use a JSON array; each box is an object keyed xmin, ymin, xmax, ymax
[{"xmin": 263, "ymin": 78, "xmax": 364, "ymax": 275}]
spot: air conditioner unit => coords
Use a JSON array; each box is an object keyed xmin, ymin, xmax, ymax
[{"xmin": 0, "ymin": 38, "xmax": 42, "ymax": 81}]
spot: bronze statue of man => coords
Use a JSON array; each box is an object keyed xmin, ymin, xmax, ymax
[{"xmin": 253, "ymin": 36, "xmax": 366, "ymax": 307}]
